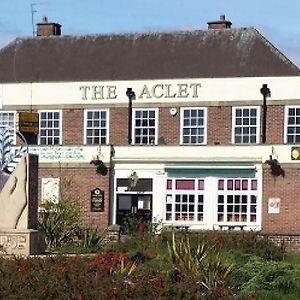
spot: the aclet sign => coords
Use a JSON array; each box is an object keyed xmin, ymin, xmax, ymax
[{"xmin": 79, "ymin": 82, "xmax": 201, "ymax": 100}]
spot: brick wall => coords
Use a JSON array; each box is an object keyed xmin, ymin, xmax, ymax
[
  {"xmin": 19, "ymin": 103, "xmax": 298, "ymax": 232},
  {"xmin": 18, "ymin": 104, "xmax": 286, "ymax": 146},
  {"xmin": 266, "ymin": 105, "xmax": 284, "ymax": 144},
  {"xmin": 262, "ymin": 164, "xmax": 300, "ymax": 234},
  {"xmin": 207, "ymin": 106, "xmax": 232, "ymax": 145},
  {"xmin": 39, "ymin": 164, "xmax": 111, "ymax": 227},
  {"xmin": 63, "ymin": 109, "xmax": 84, "ymax": 145},
  {"xmin": 262, "ymin": 234, "xmax": 300, "ymax": 251},
  {"xmin": 159, "ymin": 107, "xmax": 180, "ymax": 144},
  {"xmin": 110, "ymin": 107, "xmax": 129, "ymax": 145}
]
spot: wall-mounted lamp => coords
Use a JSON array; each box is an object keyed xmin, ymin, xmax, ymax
[
  {"xmin": 90, "ymin": 156, "xmax": 108, "ymax": 176},
  {"xmin": 260, "ymin": 84, "xmax": 271, "ymax": 144},
  {"xmin": 126, "ymin": 88, "xmax": 136, "ymax": 145},
  {"xmin": 128, "ymin": 171, "xmax": 139, "ymax": 189},
  {"xmin": 265, "ymin": 155, "xmax": 285, "ymax": 177},
  {"xmin": 265, "ymin": 147, "xmax": 284, "ymax": 177}
]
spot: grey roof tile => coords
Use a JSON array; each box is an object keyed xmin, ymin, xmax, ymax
[{"xmin": 0, "ymin": 27, "xmax": 298, "ymax": 83}]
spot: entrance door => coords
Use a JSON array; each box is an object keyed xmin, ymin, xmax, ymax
[{"xmin": 116, "ymin": 194, "xmax": 152, "ymax": 226}]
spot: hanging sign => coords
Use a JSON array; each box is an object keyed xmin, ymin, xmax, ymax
[
  {"xmin": 91, "ymin": 188, "xmax": 104, "ymax": 212},
  {"xmin": 291, "ymin": 147, "xmax": 300, "ymax": 160},
  {"xmin": 17, "ymin": 112, "xmax": 39, "ymax": 134}
]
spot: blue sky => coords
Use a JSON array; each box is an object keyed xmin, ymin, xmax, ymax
[{"xmin": 1, "ymin": 0, "xmax": 300, "ymax": 67}]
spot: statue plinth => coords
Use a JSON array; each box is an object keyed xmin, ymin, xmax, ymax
[
  {"xmin": 0, "ymin": 154, "xmax": 45, "ymax": 256},
  {"xmin": 0, "ymin": 229, "xmax": 44, "ymax": 256}
]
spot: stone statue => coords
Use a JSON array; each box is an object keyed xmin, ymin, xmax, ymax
[
  {"xmin": 0, "ymin": 127, "xmax": 44, "ymax": 255},
  {"xmin": 0, "ymin": 155, "xmax": 27, "ymax": 229}
]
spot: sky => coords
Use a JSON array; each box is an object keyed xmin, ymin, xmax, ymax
[{"xmin": 0, "ymin": 0, "xmax": 300, "ymax": 67}]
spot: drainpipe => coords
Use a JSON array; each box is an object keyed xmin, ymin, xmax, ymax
[
  {"xmin": 126, "ymin": 88, "xmax": 136, "ymax": 145},
  {"xmin": 108, "ymin": 144, "xmax": 115, "ymax": 225},
  {"xmin": 260, "ymin": 84, "xmax": 271, "ymax": 144}
]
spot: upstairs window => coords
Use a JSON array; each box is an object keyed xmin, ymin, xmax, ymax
[
  {"xmin": 39, "ymin": 110, "xmax": 62, "ymax": 145},
  {"xmin": 0, "ymin": 111, "xmax": 16, "ymax": 143},
  {"xmin": 285, "ymin": 106, "xmax": 300, "ymax": 143},
  {"xmin": 133, "ymin": 109, "xmax": 158, "ymax": 145},
  {"xmin": 180, "ymin": 107, "xmax": 207, "ymax": 144},
  {"xmin": 84, "ymin": 109, "xmax": 109, "ymax": 144},
  {"xmin": 232, "ymin": 107, "xmax": 260, "ymax": 144}
]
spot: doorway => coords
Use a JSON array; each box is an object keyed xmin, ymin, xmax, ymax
[{"xmin": 116, "ymin": 194, "xmax": 152, "ymax": 226}]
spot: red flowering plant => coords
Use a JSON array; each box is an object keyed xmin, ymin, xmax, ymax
[{"xmin": 88, "ymin": 251, "xmax": 135, "ymax": 275}]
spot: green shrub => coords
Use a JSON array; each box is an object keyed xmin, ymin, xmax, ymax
[
  {"xmin": 182, "ymin": 230, "xmax": 285, "ymax": 261},
  {"xmin": 38, "ymin": 198, "xmax": 80, "ymax": 249},
  {"xmin": 76, "ymin": 226, "xmax": 108, "ymax": 253},
  {"xmin": 230, "ymin": 256, "xmax": 300, "ymax": 293},
  {"xmin": 167, "ymin": 232, "xmax": 233, "ymax": 293}
]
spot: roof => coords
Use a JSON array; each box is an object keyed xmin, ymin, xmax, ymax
[{"xmin": 0, "ymin": 27, "xmax": 299, "ymax": 83}]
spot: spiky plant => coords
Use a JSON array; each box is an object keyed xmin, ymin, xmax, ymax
[{"xmin": 0, "ymin": 127, "xmax": 27, "ymax": 174}]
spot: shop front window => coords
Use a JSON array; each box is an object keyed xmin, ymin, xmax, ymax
[
  {"xmin": 165, "ymin": 178, "xmax": 204, "ymax": 222},
  {"xmin": 217, "ymin": 178, "xmax": 258, "ymax": 223}
]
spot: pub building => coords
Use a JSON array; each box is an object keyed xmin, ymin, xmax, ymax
[{"xmin": 1, "ymin": 15, "xmax": 300, "ymax": 247}]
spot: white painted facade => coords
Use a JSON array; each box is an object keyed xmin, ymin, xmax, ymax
[
  {"xmin": 2, "ymin": 76, "xmax": 300, "ymax": 107},
  {"xmin": 2, "ymin": 76, "xmax": 300, "ymax": 230}
]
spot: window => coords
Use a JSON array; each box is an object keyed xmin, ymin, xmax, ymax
[
  {"xmin": 285, "ymin": 106, "xmax": 300, "ymax": 143},
  {"xmin": 232, "ymin": 107, "xmax": 260, "ymax": 144},
  {"xmin": 39, "ymin": 110, "xmax": 62, "ymax": 145},
  {"xmin": 0, "ymin": 111, "xmax": 16, "ymax": 143},
  {"xmin": 165, "ymin": 178, "xmax": 205, "ymax": 222},
  {"xmin": 133, "ymin": 109, "xmax": 158, "ymax": 144},
  {"xmin": 217, "ymin": 178, "xmax": 258, "ymax": 223},
  {"xmin": 84, "ymin": 110, "xmax": 109, "ymax": 144},
  {"xmin": 180, "ymin": 107, "xmax": 207, "ymax": 144}
]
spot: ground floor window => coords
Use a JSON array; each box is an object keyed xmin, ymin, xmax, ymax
[
  {"xmin": 165, "ymin": 178, "xmax": 204, "ymax": 222},
  {"xmin": 165, "ymin": 175, "xmax": 259, "ymax": 226},
  {"xmin": 217, "ymin": 178, "xmax": 258, "ymax": 223}
]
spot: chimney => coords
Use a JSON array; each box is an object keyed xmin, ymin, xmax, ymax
[
  {"xmin": 207, "ymin": 14, "xmax": 232, "ymax": 30},
  {"xmin": 36, "ymin": 16, "xmax": 62, "ymax": 37}
]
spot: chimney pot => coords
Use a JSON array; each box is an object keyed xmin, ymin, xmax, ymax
[
  {"xmin": 220, "ymin": 14, "xmax": 226, "ymax": 21},
  {"xmin": 42, "ymin": 16, "xmax": 48, "ymax": 23}
]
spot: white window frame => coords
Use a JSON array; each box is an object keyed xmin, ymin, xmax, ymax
[
  {"xmin": 0, "ymin": 111, "xmax": 16, "ymax": 144},
  {"xmin": 232, "ymin": 106, "xmax": 260, "ymax": 144},
  {"xmin": 216, "ymin": 177, "xmax": 259, "ymax": 226},
  {"xmin": 132, "ymin": 108, "xmax": 158, "ymax": 145},
  {"xmin": 180, "ymin": 107, "xmax": 207, "ymax": 145},
  {"xmin": 84, "ymin": 109, "xmax": 109, "ymax": 145},
  {"xmin": 165, "ymin": 178, "xmax": 205, "ymax": 224},
  {"xmin": 284, "ymin": 105, "xmax": 300, "ymax": 144},
  {"xmin": 38, "ymin": 110, "xmax": 62, "ymax": 145}
]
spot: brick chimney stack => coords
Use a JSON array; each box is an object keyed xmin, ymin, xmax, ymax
[
  {"xmin": 36, "ymin": 16, "xmax": 62, "ymax": 37},
  {"xmin": 207, "ymin": 15, "xmax": 232, "ymax": 29}
]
